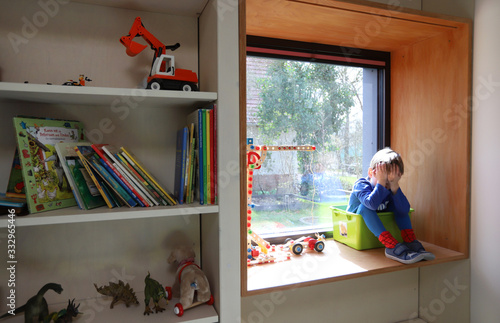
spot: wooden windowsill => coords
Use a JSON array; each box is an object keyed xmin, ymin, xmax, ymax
[{"xmin": 245, "ymin": 240, "xmax": 465, "ymax": 296}]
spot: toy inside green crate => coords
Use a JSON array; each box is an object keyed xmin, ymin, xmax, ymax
[{"xmin": 330, "ymin": 205, "xmax": 414, "ymax": 250}]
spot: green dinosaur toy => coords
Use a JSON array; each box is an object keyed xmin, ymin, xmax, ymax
[
  {"xmin": 0, "ymin": 283, "xmax": 63, "ymax": 323},
  {"xmin": 94, "ymin": 280, "xmax": 139, "ymax": 309},
  {"xmin": 143, "ymin": 272, "xmax": 168, "ymax": 315},
  {"xmin": 44, "ymin": 299, "xmax": 81, "ymax": 323}
]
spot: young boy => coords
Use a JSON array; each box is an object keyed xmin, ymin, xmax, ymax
[{"xmin": 347, "ymin": 148, "xmax": 434, "ymax": 264}]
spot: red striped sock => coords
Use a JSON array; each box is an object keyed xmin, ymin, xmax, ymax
[
  {"xmin": 401, "ymin": 229, "xmax": 416, "ymax": 243},
  {"xmin": 378, "ymin": 231, "xmax": 398, "ymax": 248}
]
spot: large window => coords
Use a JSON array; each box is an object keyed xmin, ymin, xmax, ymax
[{"xmin": 246, "ymin": 37, "xmax": 390, "ymax": 238}]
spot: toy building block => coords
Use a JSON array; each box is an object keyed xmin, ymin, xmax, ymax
[{"xmin": 246, "ymin": 138, "xmax": 316, "ymax": 265}]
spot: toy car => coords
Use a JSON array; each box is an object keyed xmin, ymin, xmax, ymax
[
  {"xmin": 62, "ymin": 75, "xmax": 92, "ymax": 86},
  {"xmin": 284, "ymin": 233, "xmax": 326, "ymax": 255}
]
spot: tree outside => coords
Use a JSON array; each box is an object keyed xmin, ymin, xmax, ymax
[{"xmin": 247, "ymin": 56, "xmax": 363, "ymax": 235}]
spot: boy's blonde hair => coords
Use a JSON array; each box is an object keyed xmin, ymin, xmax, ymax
[{"xmin": 369, "ymin": 147, "xmax": 404, "ymax": 174}]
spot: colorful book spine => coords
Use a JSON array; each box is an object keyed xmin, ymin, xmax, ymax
[
  {"xmin": 119, "ymin": 151, "xmax": 171, "ymax": 206},
  {"xmin": 102, "ymin": 145, "xmax": 156, "ymax": 207},
  {"xmin": 91, "ymin": 144, "xmax": 146, "ymax": 207},
  {"xmin": 92, "ymin": 155, "xmax": 137, "ymax": 207},
  {"xmin": 75, "ymin": 147, "xmax": 114, "ymax": 208},
  {"xmin": 197, "ymin": 110, "xmax": 204, "ymax": 205},
  {"xmin": 213, "ymin": 103, "xmax": 218, "ymax": 204},
  {"xmin": 174, "ymin": 127, "xmax": 188, "ymax": 204},
  {"xmin": 206, "ymin": 109, "xmax": 211, "ymax": 204},
  {"xmin": 116, "ymin": 153, "xmax": 164, "ymax": 206},
  {"xmin": 79, "ymin": 148, "xmax": 137, "ymax": 208},
  {"xmin": 202, "ymin": 110, "xmax": 208, "ymax": 204},
  {"xmin": 120, "ymin": 147, "xmax": 177, "ymax": 206},
  {"xmin": 187, "ymin": 123, "xmax": 196, "ymax": 204},
  {"xmin": 209, "ymin": 107, "xmax": 216, "ymax": 204}
]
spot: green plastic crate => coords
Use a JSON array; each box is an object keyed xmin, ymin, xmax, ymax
[{"xmin": 330, "ymin": 205, "xmax": 413, "ymax": 250}]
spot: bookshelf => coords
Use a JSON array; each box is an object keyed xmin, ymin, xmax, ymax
[{"xmin": 0, "ymin": 0, "xmax": 240, "ymax": 322}]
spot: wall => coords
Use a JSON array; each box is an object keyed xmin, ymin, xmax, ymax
[
  {"xmin": 241, "ymin": 1, "xmax": 474, "ymax": 322},
  {"xmin": 470, "ymin": 0, "xmax": 500, "ymax": 321}
]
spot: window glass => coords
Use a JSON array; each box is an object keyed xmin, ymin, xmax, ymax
[{"xmin": 247, "ymin": 55, "xmax": 379, "ymax": 236}]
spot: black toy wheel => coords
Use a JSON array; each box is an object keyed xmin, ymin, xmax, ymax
[
  {"xmin": 292, "ymin": 243, "xmax": 303, "ymax": 255},
  {"xmin": 314, "ymin": 241, "xmax": 325, "ymax": 252}
]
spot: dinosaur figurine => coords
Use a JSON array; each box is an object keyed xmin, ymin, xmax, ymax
[
  {"xmin": 44, "ymin": 299, "xmax": 81, "ymax": 323},
  {"xmin": 0, "ymin": 283, "xmax": 63, "ymax": 322},
  {"xmin": 94, "ymin": 280, "xmax": 139, "ymax": 309},
  {"xmin": 143, "ymin": 272, "xmax": 168, "ymax": 315}
]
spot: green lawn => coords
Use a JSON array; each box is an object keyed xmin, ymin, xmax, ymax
[{"xmin": 250, "ymin": 198, "xmax": 349, "ymax": 235}]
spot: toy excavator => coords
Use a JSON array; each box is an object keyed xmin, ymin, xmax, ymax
[{"xmin": 120, "ymin": 17, "xmax": 199, "ymax": 91}]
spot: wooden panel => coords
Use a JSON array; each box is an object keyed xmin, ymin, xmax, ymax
[
  {"xmin": 391, "ymin": 24, "xmax": 471, "ymax": 254},
  {"xmin": 246, "ymin": 0, "xmax": 466, "ymax": 52},
  {"xmin": 242, "ymin": 0, "xmax": 472, "ymax": 294}
]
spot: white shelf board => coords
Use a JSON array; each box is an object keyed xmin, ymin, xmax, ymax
[
  {"xmin": 0, "ymin": 204, "xmax": 218, "ymax": 228},
  {"xmin": 72, "ymin": 0, "xmax": 209, "ymax": 17},
  {"xmin": 0, "ymin": 82, "xmax": 217, "ymax": 108},
  {"xmin": 6, "ymin": 295, "xmax": 218, "ymax": 323}
]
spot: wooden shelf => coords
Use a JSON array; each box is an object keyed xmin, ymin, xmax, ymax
[
  {"xmin": 246, "ymin": 240, "xmax": 465, "ymax": 294},
  {"xmin": 0, "ymin": 0, "xmax": 241, "ymax": 321},
  {"xmin": 0, "ymin": 82, "xmax": 217, "ymax": 108},
  {"xmin": 0, "ymin": 204, "xmax": 218, "ymax": 228}
]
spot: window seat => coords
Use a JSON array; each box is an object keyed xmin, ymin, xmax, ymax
[{"xmin": 246, "ymin": 240, "xmax": 465, "ymax": 294}]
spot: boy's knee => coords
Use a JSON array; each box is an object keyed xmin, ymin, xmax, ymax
[{"xmin": 357, "ymin": 204, "xmax": 377, "ymax": 217}]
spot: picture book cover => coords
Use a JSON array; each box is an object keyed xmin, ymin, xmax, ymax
[
  {"xmin": 74, "ymin": 146, "xmax": 116, "ymax": 209},
  {"xmin": 13, "ymin": 117, "xmax": 85, "ymax": 214},
  {"xmin": 55, "ymin": 142, "xmax": 107, "ymax": 210},
  {"xmin": 5, "ymin": 148, "xmax": 26, "ymax": 198},
  {"xmin": 76, "ymin": 144, "xmax": 137, "ymax": 208},
  {"xmin": 0, "ymin": 192, "xmax": 28, "ymax": 216},
  {"xmin": 54, "ymin": 142, "xmax": 84, "ymax": 209}
]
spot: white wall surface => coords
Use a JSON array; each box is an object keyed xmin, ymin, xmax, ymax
[
  {"xmin": 471, "ymin": 0, "xmax": 500, "ymax": 322},
  {"xmin": 423, "ymin": 0, "xmax": 475, "ymax": 19},
  {"xmin": 242, "ymin": 269, "xmax": 419, "ymax": 323}
]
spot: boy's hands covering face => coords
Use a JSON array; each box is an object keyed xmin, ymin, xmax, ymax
[
  {"xmin": 373, "ymin": 163, "xmax": 388, "ymax": 187},
  {"xmin": 387, "ymin": 164, "xmax": 402, "ymax": 193},
  {"xmin": 373, "ymin": 163, "xmax": 402, "ymax": 194}
]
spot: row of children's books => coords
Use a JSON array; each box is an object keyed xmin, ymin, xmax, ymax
[
  {"xmin": 3, "ymin": 116, "xmax": 181, "ymax": 215},
  {"xmin": 174, "ymin": 104, "xmax": 217, "ymax": 205}
]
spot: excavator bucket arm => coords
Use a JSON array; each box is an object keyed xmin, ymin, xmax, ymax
[
  {"xmin": 121, "ymin": 38, "xmax": 147, "ymax": 57},
  {"xmin": 120, "ymin": 17, "xmax": 149, "ymax": 57}
]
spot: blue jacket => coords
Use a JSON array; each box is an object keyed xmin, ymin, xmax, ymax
[{"xmin": 347, "ymin": 177, "xmax": 410, "ymax": 214}]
